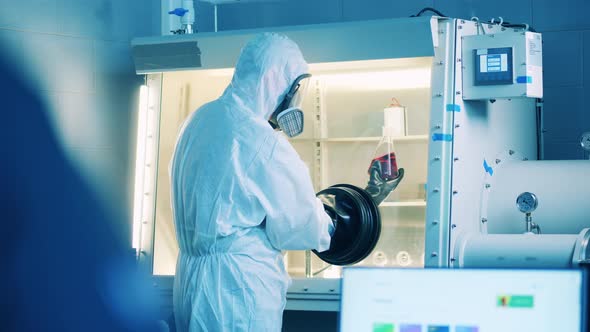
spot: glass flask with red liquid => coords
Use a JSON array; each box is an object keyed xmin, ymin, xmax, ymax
[
  {"xmin": 365, "ymin": 132, "xmax": 400, "ymax": 203},
  {"xmin": 369, "ymin": 99, "xmax": 402, "ymax": 181},
  {"xmin": 368, "ymin": 137, "xmax": 399, "ymax": 181},
  {"xmin": 365, "ymin": 102, "xmax": 403, "ymax": 203}
]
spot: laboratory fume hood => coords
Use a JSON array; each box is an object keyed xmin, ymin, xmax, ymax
[{"xmin": 131, "ymin": 15, "xmax": 590, "ymax": 312}]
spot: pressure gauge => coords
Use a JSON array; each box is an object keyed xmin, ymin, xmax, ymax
[
  {"xmin": 516, "ymin": 192, "xmax": 538, "ymax": 214},
  {"xmin": 580, "ymin": 132, "xmax": 590, "ymax": 151}
]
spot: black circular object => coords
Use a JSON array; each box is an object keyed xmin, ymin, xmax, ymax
[{"xmin": 313, "ymin": 184, "xmax": 381, "ymax": 266}]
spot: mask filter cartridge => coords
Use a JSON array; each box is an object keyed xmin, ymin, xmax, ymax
[{"xmin": 276, "ymin": 108, "xmax": 304, "ymax": 137}]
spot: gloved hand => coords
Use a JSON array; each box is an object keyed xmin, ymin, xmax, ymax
[
  {"xmin": 318, "ymin": 194, "xmax": 350, "ymax": 237},
  {"xmin": 365, "ymin": 166, "xmax": 405, "ymax": 206}
]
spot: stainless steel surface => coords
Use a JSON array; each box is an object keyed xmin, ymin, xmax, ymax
[
  {"xmin": 132, "ymin": 16, "xmax": 437, "ymax": 73},
  {"xmin": 454, "ymin": 232, "xmax": 578, "ymax": 268}
]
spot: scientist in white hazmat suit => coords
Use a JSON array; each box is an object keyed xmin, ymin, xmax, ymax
[{"xmin": 169, "ymin": 32, "xmax": 334, "ymax": 331}]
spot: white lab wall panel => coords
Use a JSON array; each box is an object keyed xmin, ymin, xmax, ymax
[
  {"xmin": 70, "ymin": 148, "xmax": 125, "ymax": 184},
  {"xmin": 42, "ymin": 92, "xmax": 66, "ymax": 141},
  {"xmin": 58, "ymin": 0, "xmax": 129, "ymax": 41},
  {"xmin": 0, "ymin": 0, "xmax": 59, "ymax": 32},
  {"xmin": 341, "ymin": 0, "xmax": 433, "ymax": 21},
  {"xmin": 218, "ymin": 0, "xmax": 342, "ymax": 30},
  {"xmin": 543, "ymin": 86, "xmax": 586, "ymax": 142},
  {"xmin": 0, "ymin": 0, "xmax": 24, "ymax": 29},
  {"xmin": 0, "ymin": 28, "xmax": 22, "ymax": 51},
  {"xmin": 24, "ymin": 34, "xmax": 95, "ymax": 93},
  {"xmin": 532, "ymin": 0, "xmax": 590, "ymax": 31},
  {"xmin": 433, "ymin": 0, "xmax": 532, "ymax": 26},
  {"xmin": 52, "ymin": 89, "xmax": 135, "ymax": 227},
  {"xmin": 44, "ymin": 91, "xmax": 62, "ymax": 116},
  {"xmin": 56, "ymin": 92, "xmax": 121, "ymax": 149},
  {"xmin": 94, "ymin": 40, "xmax": 138, "ymax": 92},
  {"xmin": 70, "ymin": 146, "xmax": 132, "ymax": 219},
  {"xmin": 542, "ymin": 31, "xmax": 583, "ymax": 88},
  {"xmin": 0, "ymin": 29, "xmax": 25, "ymax": 74},
  {"xmin": 18, "ymin": 34, "xmax": 59, "ymax": 91},
  {"xmin": 56, "ymin": 37, "xmax": 96, "ymax": 91},
  {"xmin": 23, "ymin": 0, "xmax": 60, "ymax": 32},
  {"xmin": 95, "ymin": 90, "xmax": 136, "ymax": 152}
]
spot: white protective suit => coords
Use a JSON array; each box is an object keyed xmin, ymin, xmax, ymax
[{"xmin": 170, "ymin": 33, "xmax": 334, "ymax": 332}]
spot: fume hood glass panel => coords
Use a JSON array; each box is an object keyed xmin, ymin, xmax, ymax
[
  {"xmin": 152, "ymin": 70, "xmax": 233, "ymax": 276},
  {"xmin": 318, "ymin": 60, "xmax": 432, "ymax": 139},
  {"xmin": 151, "ymin": 57, "xmax": 431, "ymax": 277},
  {"xmin": 287, "ymin": 207, "xmax": 427, "ymax": 278},
  {"xmin": 290, "ymin": 141, "xmax": 315, "ymax": 174},
  {"xmin": 284, "ymin": 58, "xmax": 431, "ymax": 278},
  {"xmin": 321, "ymin": 141, "xmax": 428, "ymax": 202}
]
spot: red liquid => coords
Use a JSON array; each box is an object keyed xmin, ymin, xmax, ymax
[{"xmin": 368, "ymin": 152, "xmax": 398, "ymax": 180}]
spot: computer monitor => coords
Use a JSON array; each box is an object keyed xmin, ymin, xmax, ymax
[{"xmin": 340, "ymin": 268, "xmax": 587, "ymax": 332}]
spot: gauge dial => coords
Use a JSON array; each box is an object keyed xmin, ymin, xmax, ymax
[
  {"xmin": 580, "ymin": 132, "xmax": 590, "ymax": 151},
  {"xmin": 516, "ymin": 192, "xmax": 538, "ymax": 213}
]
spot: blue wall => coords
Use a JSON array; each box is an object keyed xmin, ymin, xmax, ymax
[
  {"xmin": 0, "ymin": 0, "xmax": 160, "ymax": 241},
  {"xmin": 193, "ymin": 0, "xmax": 590, "ymax": 160}
]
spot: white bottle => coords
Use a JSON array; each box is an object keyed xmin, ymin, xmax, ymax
[{"xmin": 383, "ymin": 98, "xmax": 407, "ymax": 137}]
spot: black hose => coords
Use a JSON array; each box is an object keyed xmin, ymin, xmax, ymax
[{"xmin": 411, "ymin": 7, "xmax": 447, "ymax": 18}]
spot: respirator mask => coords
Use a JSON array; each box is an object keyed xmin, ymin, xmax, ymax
[{"xmin": 268, "ymin": 73, "xmax": 311, "ymax": 137}]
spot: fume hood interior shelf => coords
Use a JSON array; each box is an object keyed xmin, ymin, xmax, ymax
[
  {"xmin": 380, "ymin": 200, "xmax": 426, "ymax": 207},
  {"xmin": 290, "ymin": 135, "xmax": 428, "ymax": 143}
]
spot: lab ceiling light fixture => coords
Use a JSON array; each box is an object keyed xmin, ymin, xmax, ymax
[
  {"xmin": 132, "ymin": 85, "xmax": 149, "ymax": 252},
  {"xmin": 316, "ymin": 68, "xmax": 432, "ymax": 91}
]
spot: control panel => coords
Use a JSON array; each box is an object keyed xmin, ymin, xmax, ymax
[{"xmin": 462, "ymin": 31, "xmax": 543, "ymax": 100}]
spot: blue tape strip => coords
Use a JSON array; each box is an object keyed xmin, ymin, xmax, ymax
[
  {"xmin": 432, "ymin": 133, "xmax": 453, "ymax": 142},
  {"xmin": 483, "ymin": 159, "xmax": 494, "ymax": 176},
  {"xmin": 446, "ymin": 104, "xmax": 461, "ymax": 112},
  {"xmin": 516, "ymin": 76, "xmax": 532, "ymax": 84}
]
